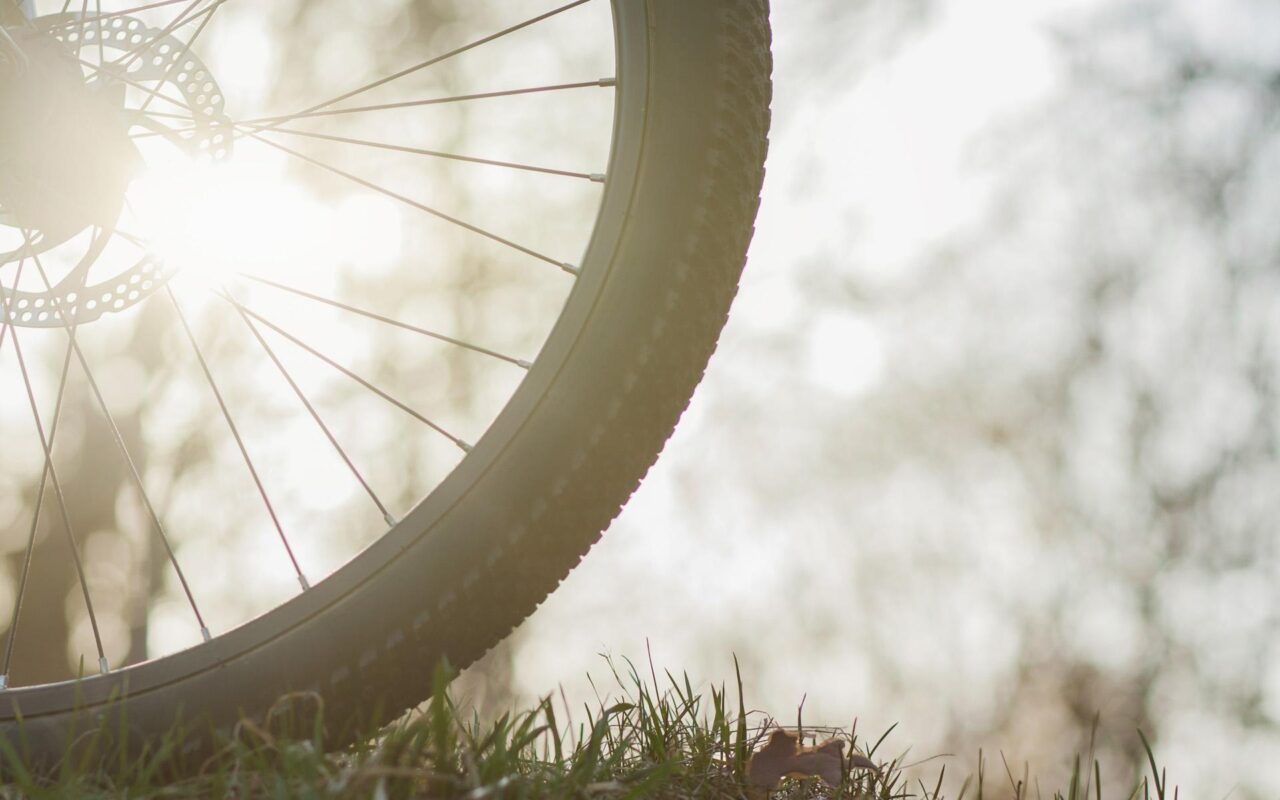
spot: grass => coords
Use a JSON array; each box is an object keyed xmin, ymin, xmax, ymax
[{"xmin": 0, "ymin": 655, "xmax": 1179, "ymax": 799}]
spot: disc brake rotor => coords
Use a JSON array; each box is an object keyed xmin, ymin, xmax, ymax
[{"xmin": 0, "ymin": 12, "xmax": 232, "ymax": 328}]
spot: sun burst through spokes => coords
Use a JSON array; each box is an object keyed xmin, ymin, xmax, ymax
[
  {"xmin": 0, "ymin": 0, "xmax": 616, "ymax": 690},
  {"xmin": 0, "ymin": 3, "xmax": 407, "ymax": 322},
  {"xmin": 126, "ymin": 148, "xmax": 405, "ymax": 294}
]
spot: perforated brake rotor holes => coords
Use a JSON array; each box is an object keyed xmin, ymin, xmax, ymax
[{"xmin": 0, "ymin": 12, "xmax": 233, "ymax": 328}]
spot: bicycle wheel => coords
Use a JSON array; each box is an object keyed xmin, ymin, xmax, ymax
[{"xmin": 0, "ymin": 0, "xmax": 771, "ymax": 763}]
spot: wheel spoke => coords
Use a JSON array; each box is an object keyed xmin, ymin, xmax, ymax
[
  {"xmin": 127, "ymin": 110, "xmax": 200, "ymax": 142},
  {"xmin": 42, "ymin": 0, "xmax": 193, "ymax": 29},
  {"xmin": 248, "ymin": 132, "xmax": 579, "ymax": 274},
  {"xmin": 1, "ymin": 330, "xmax": 77, "ymax": 686},
  {"xmin": 1, "ymin": 250, "xmax": 88, "ymax": 682},
  {"xmin": 0, "ymin": 269, "xmax": 20, "ymax": 359},
  {"xmin": 237, "ymin": 79, "xmax": 615, "ymax": 128},
  {"xmin": 90, "ymin": 0, "xmax": 104, "ymax": 65},
  {"xmin": 136, "ymin": 109, "xmax": 198, "ymax": 121},
  {"xmin": 251, "ymin": 124, "xmax": 606, "ymax": 183},
  {"xmin": 0, "ymin": 254, "xmax": 53, "ymax": 685},
  {"xmin": 109, "ymin": 0, "xmax": 212, "ymax": 74},
  {"xmin": 133, "ymin": 0, "xmax": 225, "ymax": 115},
  {"xmin": 25, "ymin": 245, "xmax": 212, "ymax": 642},
  {"xmin": 165, "ymin": 285, "xmax": 311, "ymax": 591},
  {"xmin": 115, "ymin": 228, "xmax": 534, "ymax": 366},
  {"xmin": 0, "ymin": 251, "xmax": 108, "ymax": 678},
  {"xmin": 7, "ymin": 330, "xmax": 107, "ymax": 677},
  {"xmin": 234, "ymin": 273, "xmax": 531, "ymax": 369},
  {"xmin": 248, "ymin": 0, "xmax": 592, "ymax": 136},
  {"xmin": 217, "ymin": 288, "xmax": 398, "ymax": 527},
  {"xmin": 75, "ymin": 55, "xmax": 194, "ymax": 113},
  {"xmin": 0, "ymin": 250, "xmax": 29, "ymax": 359},
  {"xmin": 128, "ymin": 116, "xmax": 197, "ymax": 141},
  {"xmin": 226, "ymin": 297, "xmax": 473, "ymax": 453},
  {"xmin": 63, "ymin": 0, "xmax": 219, "ymax": 88}
]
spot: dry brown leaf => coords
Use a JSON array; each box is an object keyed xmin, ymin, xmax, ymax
[{"xmin": 747, "ymin": 728, "xmax": 878, "ymax": 792}]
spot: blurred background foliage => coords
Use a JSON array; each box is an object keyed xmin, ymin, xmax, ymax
[
  {"xmin": 505, "ymin": 1, "xmax": 1280, "ymax": 797},
  {"xmin": 1, "ymin": 1, "xmax": 1278, "ymax": 797}
]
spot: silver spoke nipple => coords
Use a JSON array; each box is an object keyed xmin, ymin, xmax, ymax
[
  {"xmin": 598, "ymin": 77, "xmax": 617, "ymax": 88},
  {"xmin": 560, "ymin": 262, "xmax": 580, "ymax": 276},
  {"xmin": 589, "ymin": 173, "xmax": 606, "ymax": 184},
  {"xmin": 0, "ymin": 675, "xmax": 8, "ymax": 690},
  {"xmin": 98, "ymin": 656, "xmax": 110, "ymax": 675},
  {"xmin": 298, "ymin": 575, "xmax": 312, "ymax": 591},
  {"xmin": 383, "ymin": 512, "xmax": 400, "ymax": 527},
  {"xmin": 516, "ymin": 358, "xmax": 533, "ymax": 370},
  {"xmin": 200, "ymin": 625, "xmax": 213, "ymax": 643},
  {"xmin": 458, "ymin": 440, "xmax": 474, "ymax": 454}
]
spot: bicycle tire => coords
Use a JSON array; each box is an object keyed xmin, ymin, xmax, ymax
[{"xmin": 0, "ymin": 0, "xmax": 772, "ymax": 765}]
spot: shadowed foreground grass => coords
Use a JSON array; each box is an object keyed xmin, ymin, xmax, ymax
[{"xmin": 0, "ymin": 657, "xmax": 1178, "ymax": 799}]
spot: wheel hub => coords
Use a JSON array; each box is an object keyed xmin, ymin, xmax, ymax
[
  {"xmin": 0, "ymin": 28, "xmax": 140, "ymax": 242},
  {"xmin": 0, "ymin": 13, "xmax": 233, "ymax": 328}
]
